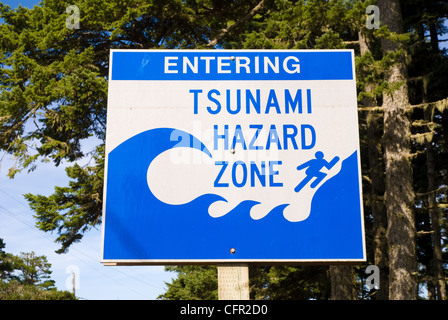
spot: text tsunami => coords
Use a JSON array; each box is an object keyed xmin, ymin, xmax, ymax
[{"xmin": 188, "ymin": 88, "xmax": 316, "ymax": 189}]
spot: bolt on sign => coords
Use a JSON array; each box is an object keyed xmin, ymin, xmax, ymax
[{"xmin": 101, "ymin": 50, "xmax": 366, "ymax": 265}]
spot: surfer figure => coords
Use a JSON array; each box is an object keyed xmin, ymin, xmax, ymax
[{"xmin": 294, "ymin": 151, "xmax": 340, "ymax": 193}]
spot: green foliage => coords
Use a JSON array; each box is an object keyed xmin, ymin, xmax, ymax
[
  {"xmin": 261, "ymin": 266, "xmax": 330, "ymax": 299},
  {"xmin": 13, "ymin": 251, "xmax": 54, "ymax": 288},
  {"xmin": 24, "ymin": 145, "xmax": 104, "ymax": 253},
  {"xmin": 238, "ymin": 0, "xmax": 362, "ymax": 49},
  {"xmin": 0, "ymin": 280, "xmax": 76, "ymax": 300},
  {"xmin": 0, "ymin": 238, "xmax": 15, "ymax": 281},
  {"xmin": 159, "ymin": 266, "xmax": 218, "ymax": 300},
  {"xmin": 248, "ymin": 266, "xmax": 332, "ymax": 300},
  {"xmin": 0, "ymin": 239, "xmax": 76, "ymax": 299},
  {"xmin": 0, "ymin": 0, "xmax": 274, "ymax": 254},
  {"xmin": 160, "ymin": 265, "xmax": 331, "ymax": 300},
  {"xmin": 0, "ymin": 1, "xmax": 107, "ymax": 177}
]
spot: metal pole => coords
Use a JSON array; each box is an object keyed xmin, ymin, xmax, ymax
[
  {"xmin": 218, "ymin": 264, "xmax": 249, "ymax": 300},
  {"xmin": 72, "ymin": 272, "xmax": 76, "ymax": 297}
]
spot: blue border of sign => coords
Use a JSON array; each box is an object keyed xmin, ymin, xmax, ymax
[
  {"xmin": 111, "ymin": 50, "xmax": 354, "ymax": 81},
  {"xmin": 102, "ymin": 49, "xmax": 365, "ymax": 265}
]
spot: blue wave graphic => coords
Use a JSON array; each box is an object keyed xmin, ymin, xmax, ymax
[{"xmin": 103, "ymin": 128, "xmax": 364, "ymax": 260}]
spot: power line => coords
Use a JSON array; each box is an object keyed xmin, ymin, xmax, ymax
[
  {"xmin": 0, "ymin": 188, "xmax": 31, "ymax": 209},
  {"xmin": 0, "ymin": 204, "xmax": 154, "ymax": 298},
  {"xmin": 0, "ymin": 191, "xmax": 167, "ymax": 297}
]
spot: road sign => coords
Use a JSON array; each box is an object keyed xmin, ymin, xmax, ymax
[{"xmin": 101, "ymin": 49, "xmax": 366, "ymax": 265}]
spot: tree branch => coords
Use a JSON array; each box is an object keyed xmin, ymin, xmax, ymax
[{"xmin": 207, "ymin": 0, "xmax": 273, "ymax": 47}]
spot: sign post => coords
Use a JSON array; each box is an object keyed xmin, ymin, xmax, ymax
[{"xmin": 101, "ymin": 49, "xmax": 365, "ymax": 270}]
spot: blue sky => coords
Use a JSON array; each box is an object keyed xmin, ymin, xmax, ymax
[
  {"xmin": 0, "ymin": 138, "xmax": 172, "ymax": 300},
  {"xmin": 1, "ymin": 0, "xmax": 39, "ymax": 8},
  {"xmin": 0, "ymin": 0, "xmax": 173, "ymax": 300}
]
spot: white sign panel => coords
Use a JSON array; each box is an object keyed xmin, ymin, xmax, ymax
[{"xmin": 101, "ymin": 49, "xmax": 365, "ymax": 264}]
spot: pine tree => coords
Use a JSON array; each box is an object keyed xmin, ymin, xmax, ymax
[
  {"xmin": 402, "ymin": 0, "xmax": 448, "ymax": 300},
  {"xmin": 376, "ymin": 0, "xmax": 418, "ymax": 300},
  {"xmin": 0, "ymin": 239, "xmax": 76, "ymax": 299}
]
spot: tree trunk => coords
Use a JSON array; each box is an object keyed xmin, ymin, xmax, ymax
[
  {"xmin": 377, "ymin": 0, "xmax": 418, "ymax": 300},
  {"xmin": 329, "ymin": 265, "xmax": 357, "ymax": 300},
  {"xmin": 359, "ymin": 30, "xmax": 389, "ymax": 300},
  {"xmin": 424, "ymin": 107, "xmax": 446, "ymax": 300},
  {"xmin": 427, "ymin": 20, "xmax": 447, "ymax": 301},
  {"xmin": 422, "ymin": 81, "xmax": 446, "ymax": 300}
]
